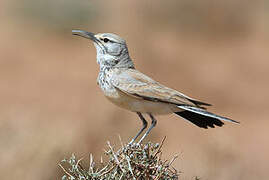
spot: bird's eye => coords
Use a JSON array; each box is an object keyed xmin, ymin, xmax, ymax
[{"xmin": 103, "ymin": 38, "xmax": 109, "ymax": 43}]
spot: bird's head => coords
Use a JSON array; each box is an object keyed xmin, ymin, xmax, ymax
[{"xmin": 72, "ymin": 30, "xmax": 134, "ymax": 69}]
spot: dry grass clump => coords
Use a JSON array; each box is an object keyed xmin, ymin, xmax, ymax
[{"xmin": 59, "ymin": 137, "xmax": 179, "ymax": 179}]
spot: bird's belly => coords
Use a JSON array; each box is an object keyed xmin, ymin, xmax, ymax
[
  {"xmin": 128, "ymin": 100, "xmax": 174, "ymax": 115},
  {"xmin": 105, "ymin": 89, "xmax": 175, "ymax": 115}
]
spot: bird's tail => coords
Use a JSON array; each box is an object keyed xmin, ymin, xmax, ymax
[{"xmin": 175, "ymin": 105, "xmax": 239, "ymax": 129}]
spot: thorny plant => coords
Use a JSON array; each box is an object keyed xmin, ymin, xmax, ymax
[{"xmin": 59, "ymin": 137, "xmax": 180, "ymax": 180}]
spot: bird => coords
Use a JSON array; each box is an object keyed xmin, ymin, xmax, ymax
[{"xmin": 72, "ymin": 30, "xmax": 239, "ymax": 144}]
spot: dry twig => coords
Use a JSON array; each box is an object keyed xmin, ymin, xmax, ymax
[{"xmin": 60, "ymin": 138, "xmax": 179, "ymax": 179}]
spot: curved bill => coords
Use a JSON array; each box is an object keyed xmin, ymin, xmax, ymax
[{"xmin": 72, "ymin": 30, "xmax": 98, "ymax": 42}]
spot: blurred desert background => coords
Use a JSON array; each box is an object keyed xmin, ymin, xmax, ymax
[{"xmin": 0, "ymin": 0, "xmax": 268, "ymax": 179}]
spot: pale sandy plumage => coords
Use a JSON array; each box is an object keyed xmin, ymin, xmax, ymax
[
  {"xmin": 108, "ymin": 68, "xmax": 203, "ymax": 114},
  {"xmin": 72, "ymin": 30, "xmax": 239, "ymax": 144}
]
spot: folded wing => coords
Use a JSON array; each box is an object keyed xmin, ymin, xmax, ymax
[{"xmin": 111, "ymin": 69, "xmax": 210, "ymax": 108}]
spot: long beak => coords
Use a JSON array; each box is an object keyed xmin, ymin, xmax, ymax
[{"xmin": 72, "ymin": 30, "xmax": 98, "ymax": 42}]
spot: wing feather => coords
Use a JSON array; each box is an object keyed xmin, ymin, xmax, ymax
[{"xmin": 111, "ymin": 69, "xmax": 209, "ymax": 107}]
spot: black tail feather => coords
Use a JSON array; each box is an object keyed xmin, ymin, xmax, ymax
[{"xmin": 175, "ymin": 111, "xmax": 224, "ymax": 129}]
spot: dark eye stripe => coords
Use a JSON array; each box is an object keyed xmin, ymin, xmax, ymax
[
  {"xmin": 100, "ymin": 37, "xmax": 116, "ymax": 43},
  {"xmin": 103, "ymin": 38, "xmax": 109, "ymax": 43}
]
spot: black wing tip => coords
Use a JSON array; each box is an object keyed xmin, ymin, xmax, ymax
[
  {"xmin": 201, "ymin": 102, "xmax": 212, "ymax": 106},
  {"xmin": 189, "ymin": 99, "xmax": 212, "ymax": 107}
]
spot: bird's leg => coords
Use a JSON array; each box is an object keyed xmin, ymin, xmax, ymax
[
  {"xmin": 129, "ymin": 112, "xmax": 148, "ymax": 145},
  {"xmin": 137, "ymin": 113, "xmax": 157, "ymax": 144}
]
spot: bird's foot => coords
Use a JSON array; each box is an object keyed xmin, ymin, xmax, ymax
[{"xmin": 127, "ymin": 141, "xmax": 140, "ymax": 148}]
